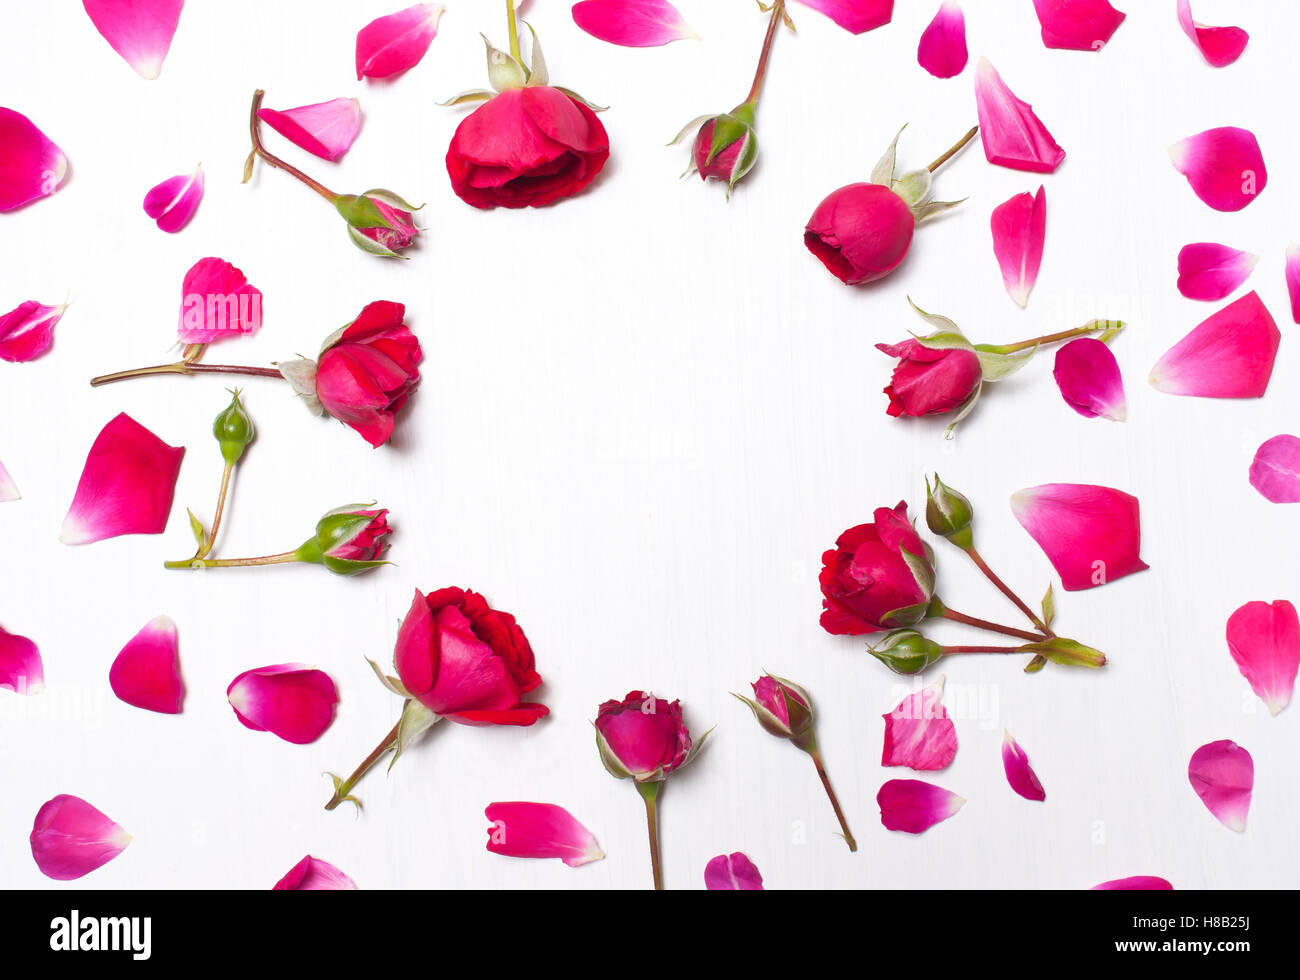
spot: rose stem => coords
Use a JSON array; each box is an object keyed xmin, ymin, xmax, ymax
[
  {"xmin": 505, "ymin": 0, "xmax": 522, "ymax": 62},
  {"xmin": 195, "ymin": 463, "xmax": 235, "ymax": 561},
  {"xmin": 743, "ymin": 0, "xmax": 786, "ymax": 105},
  {"xmin": 808, "ymin": 747, "xmax": 857, "ymax": 852},
  {"xmin": 325, "ymin": 719, "xmax": 403, "ymax": 811},
  {"xmin": 962, "ymin": 546, "xmax": 1053, "ymax": 636},
  {"xmin": 929, "ymin": 598, "xmax": 1047, "ymax": 642},
  {"xmin": 163, "ymin": 551, "xmax": 299, "ymax": 570},
  {"xmin": 987, "ymin": 321, "xmax": 1123, "ymax": 355},
  {"xmin": 244, "ymin": 89, "xmax": 337, "ymax": 201},
  {"xmin": 89, "ymin": 362, "xmax": 284, "ymax": 388},
  {"xmin": 927, "ymin": 125, "xmax": 980, "ymax": 173},
  {"xmin": 944, "ymin": 645, "xmax": 1027, "ymax": 654},
  {"xmin": 636, "ymin": 781, "xmax": 664, "ymax": 890}
]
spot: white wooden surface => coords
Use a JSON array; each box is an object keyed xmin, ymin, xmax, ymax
[{"xmin": 1, "ymin": 1, "xmax": 1295, "ymax": 889}]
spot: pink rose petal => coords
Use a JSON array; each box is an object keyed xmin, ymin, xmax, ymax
[
  {"xmin": 877, "ymin": 779, "xmax": 964, "ymax": 834},
  {"xmin": 1011, "ymin": 483, "xmax": 1148, "ymax": 592},
  {"xmin": 59, "ymin": 413, "xmax": 185, "ymax": 546},
  {"xmin": 1054, "ymin": 338, "xmax": 1126, "ymax": 421},
  {"xmin": 227, "ymin": 664, "xmax": 338, "ymax": 744},
  {"xmin": 991, "ymin": 185, "xmax": 1046, "ymax": 307},
  {"xmin": 0, "ymin": 107, "xmax": 69, "ymax": 212},
  {"xmin": 792, "ymin": 0, "xmax": 892, "ymax": 33},
  {"xmin": 704, "ymin": 852, "xmax": 764, "ymax": 890},
  {"xmin": 0, "ymin": 459, "xmax": 18, "ymax": 502},
  {"xmin": 177, "ymin": 257, "xmax": 263, "ymax": 345},
  {"xmin": 1001, "ymin": 730, "xmax": 1046, "ymax": 801},
  {"xmin": 881, "ymin": 675, "xmax": 957, "ymax": 771},
  {"xmin": 485, "ymin": 802, "xmax": 606, "ymax": 867},
  {"xmin": 142, "ymin": 164, "xmax": 203, "ymax": 232},
  {"xmin": 0, "ymin": 625, "xmax": 43, "ymax": 695},
  {"xmin": 355, "ymin": 3, "xmax": 444, "ymax": 81},
  {"xmin": 1168, "ymin": 127, "xmax": 1267, "ymax": 212},
  {"xmin": 82, "ymin": 0, "xmax": 184, "ymax": 79},
  {"xmin": 1177, "ymin": 0, "xmax": 1248, "ymax": 67},
  {"xmin": 1177, "ymin": 243, "xmax": 1257, "ymax": 302},
  {"xmin": 273, "ymin": 855, "xmax": 358, "ymax": 890},
  {"xmin": 1188, "ymin": 739, "xmax": 1252, "ymax": 832},
  {"xmin": 974, "ymin": 58, "xmax": 1065, "ymax": 174},
  {"xmin": 1092, "ymin": 876, "xmax": 1173, "ymax": 890},
  {"xmin": 1225, "ymin": 600, "xmax": 1300, "ymax": 716},
  {"xmin": 109, "ymin": 615, "xmax": 184, "ymax": 714},
  {"xmin": 1286, "ymin": 243, "xmax": 1300, "ymax": 326},
  {"xmin": 1250, "ymin": 436, "xmax": 1300, "ymax": 505},
  {"xmin": 256, "ymin": 99, "xmax": 362, "ymax": 162},
  {"xmin": 0, "ymin": 299, "xmax": 67, "ymax": 362},
  {"xmin": 1031, "ymin": 0, "xmax": 1125, "ymax": 51},
  {"xmin": 917, "ymin": 2, "xmax": 967, "ymax": 78},
  {"xmin": 30, "ymin": 794, "xmax": 131, "ymax": 880},
  {"xmin": 572, "ymin": 0, "xmax": 698, "ymax": 47},
  {"xmin": 1149, "ymin": 291, "xmax": 1279, "ymax": 398}
]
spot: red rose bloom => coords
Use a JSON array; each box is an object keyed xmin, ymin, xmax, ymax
[
  {"xmin": 594, "ymin": 691, "xmax": 692, "ymax": 781},
  {"xmin": 804, "ymin": 183, "xmax": 915, "ymax": 285},
  {"xmin": 819, "ymin": 504, "xmax": 935, "ymax": 635},
  {"xmin": 876, "ymin": 339, "xmax": 982, "ymax": 417}
]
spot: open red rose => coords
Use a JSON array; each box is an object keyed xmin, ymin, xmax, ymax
[
  {"xmin": 876, "ymin": 339, "xmax": 982, "ymax": 418},
  {"xmin": 447, "ymin": 87, "xmax": 609, "ymax": 209},
  {"xmin": 819, "ymin": 504, "xmax": 935, "ymax": 635},
  {"xmin": 595, "ymin": 691, "xmax": 692, "ymax": 781}
]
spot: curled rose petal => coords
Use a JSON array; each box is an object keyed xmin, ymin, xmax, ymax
[
  {"xmin": 257, "ymin": 99, "xmax": 362, "ymax": 162},
  {"xmin": 1168, "ymin": 127, "xmax": 1266, "ymax": 212},
  {"xmin": 1149, "ymin": 291, "xmax": 1279, "ymax": 398},
  {"xmin": 990, "ymin": 185, "xmax": 1046, "ymax": 307},
  {"xmin": 30, "ymin": 795, "xmax": 131, "ymax": 880},
  {"xmin": 1250, "ymin": 436, "xmax": 1300, "ymax": 505},
  {"xmin": 1053, "ymin": 338, "xmax": 1126, "ymax": 421},
  {"xmin": 227, "ymin": 664, "xmax": 338, "ymax": 744},
  {"xmin": 0, "ymin": 299, "xmax": 67, "ymax": 363},
  {"xmin": 882, "ymin": 675, "xmax": 957, "ymax": 771},
  {"xmin": 877, "ymin": 778, "xmax": 964, "ymax": 834},
  {"xmin": 572, "ymin": 0, "xmax": 698, "ymax": 47},
  {"xmin": 0, "ymin": 107, "xmax": 69, "ymax": 212},
  {"xmin": 142, "ymin": 164, "xmax": 204, "ymax": 232},
  {"xmin": 1031, "ymin": 0, "xmax": 1125, "ymax": 51},
  {"xmin": 1177, "ymin": 0, "xmax": 1248, "ymax": 67},
  {"xmin": 177, "ymin": 257, "xmax": 262, "ymax": 344},
  {"xmin": 109, "ymin": 615, "xmax": 183, "ymax": 714},
  {"xmin": 792, "ymin": 0, "xmax": 892, "ymax": 34},
  {"xmin": 355, "ymin": 3, "xmax": 444, "ymax": 80},
  {"xmin": 974, "ymin": 58, "xmax": 1065, "ymax": 173},
  {"xmin": 82, "ymin": 0, "xmax": 184, "ymax": 79},
  {"xmin": 59, "ymin": 413, "xmax": 185, "ymax": 546},
  {"xmin": 917, "ymin": 1, "xmax": 967, "ymax": 78},
  {"xmin": 1176, "ymin": 243, "xmax": 1257, "ymax": 302},
  {"xmin": 704, "ymin": 852, "xmax": 764, "ymax": 890},
  {"xmin": 0, "ymin": 459, "xmax": 18, "ymax": 502},
  {"xmin": 1286, "ymin": 243, "xmax": 1300, "ymax": 326},
  {"xmin": 1188, "ymin": 740, "xmax": 1252, "ymax": 832},
  {"xmin": 0, "ymin": 625, "xmax": 43, "ymax": 695},
  {"xmin": 1225, "ymin": 600, "xmax": 1300, "ymax": 716},
  {"xmin": 485, "ymin": 802, "xmax": 605, "ymax": 867},
  {"xmin": 273, "ymin": 855, "xmax": 358, "ymax": 890},
  {"xmin": 1001, "ymin": 730, "xmax": 1046, "ymax": 801},
  {"xmin": 1092, "ymin": 876, "xmax": 1173, "ymax": 890},
  {"xmin": 1010, "ymin": 483, "xmax": 1148, "ymax": 592}
]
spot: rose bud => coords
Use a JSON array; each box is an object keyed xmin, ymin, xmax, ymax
[
  {"xmin": 819, "ymin": 503, "xmax": 936, "ymax": 636},
  {"xmin": 213, "ymin": 388, "xmax": 255, "ymax": 466},
  {"xmin": 925, "ymin": 474, "xmax": 974, "ymax": 548},
  {"xmin": 868, "ymin": 630, "xmax": 948, "ymax": 675},
  {"xmin": 334, "ymin": 189, "xmax": 421, "ymax": 258},
  {"xmin": 680, "ymin": 108, "xmax": 757, "ymax": 195},
  {"xmin": 295, "ymin": 506, "xmax": 392, "ymax": 575},
  {"xmin": 733, "ymin": 673, "xmax": 813, "ymax": 744},
  {"xmin": 877, "ymin": 339, "xmax": 983, "ymax": 420}
]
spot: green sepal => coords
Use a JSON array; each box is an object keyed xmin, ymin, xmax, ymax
[
  {"xmin": 438, "ymin": 89, "xmax": 495, "ymax": 107},
  {"xmin": 973, "ymin": 345, "xmax": 1036, "ymax": 382},
  {"xmin": 871, "ymin": 124, "xmax": 906, "ymax": 185},
  {"xmin": 1041, "ymin": 584, "xmax": 1056, "ymax": 630},
  {"xmin": 1023, "ymin": 654, "xmax": 1048, "ymax": 674},
  {"xmin": 188, "ymin": 508, "xmax": 208, "ymax": 551}
]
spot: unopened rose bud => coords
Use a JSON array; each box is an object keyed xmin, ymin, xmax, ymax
[
  {"xmin": 686, "ymin": 107, "xmax": 758, "ymax": 195},
  {"xmin": 295, "ymin": 506, "xmax": 392, "ymax": 575},
  {"xmin": 925, "ymin": 474, "xmax": 974, "ymax": 548},
  {"xmin": 868, "ymin": 630, "xmax": 947, "ymax": 675},
  {"xmin": 212, "ymin": 389, "xmax": 255, "ymax": 466},
  {"xmin": 734, "ymin": 674, "xmax": 814, "ymax": 745},
  {"xmin": 334, "ymin": 189, "xmax": 420, "ymax": 258}
]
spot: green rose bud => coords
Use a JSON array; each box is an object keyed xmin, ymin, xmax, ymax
[
  {"xmin": 925, "ymin": 474, "xmax": 974, "ymax": 549},
  {"xmin": 213, "ymin": 389, "xmax": 255, "ymax": 466},
  {"xmin": 868, "ymin": 630, "xmax": 947, "ymax": 675}
]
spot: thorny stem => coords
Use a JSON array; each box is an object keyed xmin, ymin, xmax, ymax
[
  {"xmin": 964, "ymin": 546, "xmax": 1054, "ymax": 636},
  {"xmin": 927, "ymin": 126, "xmax": 979, "ymax": 173},
  {"xmin": 90, "ymin": 362, "xmax": 284, "ymax": 387},
  {"xmin": 325, "ymin": 719, "xmax": 403, "ymax": 811},
  {"xmin": 808, "ymin": 748, "xmax": 857, "ymax": 852},
  {"xmin": 163, "ymin": 551, "xmax": 299, "ymax": 570},
  {"xmin": 744, "ymin": 0, "xmax": 786, "ymax": 106},
  {"xmin": 245, "ymin": 89, "xmax": 337, "ymax": 201},
  {"xmin": 637, "ymin": 781, "xmax": 664, "ymax": 890},
  {"xmin": 930, "ymin": 597, "xmax": 1048, "ymax": 643}
]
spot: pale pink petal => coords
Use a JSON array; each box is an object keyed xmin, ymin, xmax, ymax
[
  {"xmin": 109, "ymin": 615, "xmax": 183, "ymax": 714},
  {"xmin": 1177, "ymin": 242, "xmax": 1257, "ymax": 301},
  {"xmin": 704, "ymin": 852, "xmax": 764, "ymax": 890},
  {"xmin": 1001, "ymin": 730, "xmax": 1046, "ymax": 801},
  {"xmin": 877, "ymin": 778, "xmax": 964, "ymax": 834},
  {"xmin": 227, "ymin": 664, "xmax": 338, "ymax": 744},
  {"xmin": 82, "ymin": 0, "xmax": 184, "ymax": 79},
  {"xmin": 990, "ymin": 185, "xmax": 1046, "ymax": 307},
  {"xmin": 792, "ymin": 0, "xmax": 892, "ymax": 34},
  {"xmin": 1053, "ymin": 338, "xmax": 1126, "ymax": 421},
  {"xmin": 917, "ymin": 1, "xmax": 967, "ymax": 78},
  {"xmin": 30, "ymin": 794, "xmax": 131, "ymax": 880},
  {"xmin": 176, "ymin": 256, "xmax": 263, "ymax": 344},
  {"xmin": 1149, "ymin": 291, "xmax": 1279, "ymax": 398},
  {"xmin": 355, "ymin": 3, "xmax": 444, "ymax": 80},
  {"xmin": 1168, "ymin": 127, "xmax": 1267, "ymax": 212},
  {"xmin": 974, "ymin": 58, "xmax": 1065, "ymax": 174},
  {"xmin": 0, "ymin": 299, "xmax": 67, "ymax": 362},
  {"xmin": 0, "ymin": 626, "xmax": 43, "ymax": 695},
  {"xmin": 1177, "ymin": 0, "xmax": 1248, "ymax": 67},
  {"xmin": 1225, "ymin": 600, "xmax": 1300, "ymax": 716},
  {"xmin": 0, "ymin": 107, "xmax": 69, "ymax": 211},
  {"xmin": 485, "ymin": 802, "xmax": 606, "ymax": 868},
  {"xmin": 257, "ymin": 99, "xmax": 362, "ymax": 162},
  {"xmin": 1188, "ymin": 740, "xmax": 1252, "ymax": 832},
  {"xmin": 142, "ymin": 164, "xmax": 203, "ymax": 232},
  {"xmin": 273, "ymin": 855, "xmax": 358, "ymax": 890},
  {"xmin": 1092, "ymin": 876, "xmax": 1173, "ymax": 890},
  {"xmin": 572, "ymin": 0, "xmax": 698, "ymax": 47},
  {"xmin": 882, "ymin": 675, "xmax": 957, "ymax": 771},
  {"xmin": 59, "ymin": 413, "xmax": 185, "ymax": 546},
  {"xmin": 1250, "ymin": 436, "xmax": 1300, "ymax": 505},
  {"xmin": 1031, "ymin": 0, "xmax": 1125, "ymax": 50},
  {"xmin": 1010, "ymin": 483, "xmax": 1148, "ymax": 592},
  {"xmin": 1285, "ymin": 243, "xmax": 1300, "ymax": 326},
  {"xmin": 0, "ymin": 459, "xmax": 18, "ymax": 502}
]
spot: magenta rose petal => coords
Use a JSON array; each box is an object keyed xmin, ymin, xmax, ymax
[
  {"xmin": 1053, "ymin": 338, "xmax": 1126, "ymax": 421},
  {"xmin": 30, "ymin": 795, "xmax": 131, "ymax": 880},
  {"xmin": 0, "ymin": 299, "xmax": 68, "ymax": 363},
  {"xmin": 109, "ymin": 615, "xmax": 183, "ymax": 714},
  {"xmin": 82, "ymin": 0, "xmax": 184, "ymax": 79},
  {"xmin": 704, "ymin": 852, "xmax": 764, "ymax": 890},
  {"xmin": 0, "ymin": 459, "xmax": 18, "ymax": 502},
  {"xmin": 1168, "ymin": 127, "xmax": 1266, "ymax": 212},
  {"xmin": 0, "ymin": 107, "xmax": 69, "ymax": 212},
  {"xmin": 877, "ymin": 778, "xmax": 964, "ymax": 834},
  {"xmin": 974, "ymin": 58, "xmax": 1065, "ymax": 174},
  {"xmin": 1250, "ymin": 436, "xmax": 1300, "ymax": 505},
  {"xmin": 572, "ymin": 0, "xmax": 698, "ymax": 47},
  {"xmin": 355, "ymin": 3, "xmax": 444, "ymax": 80},
  {"xmin": 227, "ymin": 664, "xmax": 338, "ymax": 744},
  {"xmin": 257, "ymin": 99, "xmax": 362, "ymax": 162},
  {"xmin": 1188, "ymin": 740, "xmax": 1253, "ymax": 832},
  {"xmin": 1149, "ymin": 291, "xmax": 1279, "ymax": 398},
  {"xmin": 1176, "ymin": 243, "xmax": 1257, "ymax": 301},
  {"xmin": 176, "ymin": 257, "xmax": 262, "ymax": 345},
  {"xmin": 1092, "ymin": 876, "xmax": 1173, "ymax": 890},
  {"xmin": 484, "ymin": 802, "xmax": 606, "ymax": 867},
  {"xmin": 1031, "ymin": 0, "xmax": 1125, "ymax": 50},
  {"xmin": 1001, "ymin": 730, "xmax": 1046, "ymax": 801},
  {"xmin": 1225, "ymin": 600, "xmax": 1300, "ymax": 716},
  {"xmin": 991, "ymin": 185, "xmax": 1046, "ymax": 307},
  {"xmin": 273, "ymin": 855, "xmax": 358, "ymax": 890},
  {"xmin": 59, "ymin": 413, "xmax": 185, "ymax": 546},
  {"xmin": 0, "ymin": 625, "xmax": 43, "ymax": 695},
  {"xmin": 1177, "ymin": 0, "xmax": 1248, "ymax": 67},
  {"xmin": 792, "ymin": 0, "xmax": 892, "ymax": 33},
  {"xmin": 142, "ymin": 164, "xmax": 203, "ymax": 233},
  {"xmin": 1010, "ymin": 483, "xmax": 1148, "ymax": 592},
  {"xmin": 881, "ymin": 675, "xmax": 957, "ymax": 771},
  {"xmin": 1286, "ymin": 243, "xmax": 1300, "ymax": 325},
  {"xmin": 917, "ymin": 2, "xmax": 967, "ymax": 78}
]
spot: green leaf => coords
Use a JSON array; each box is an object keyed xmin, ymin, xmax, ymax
[
  {"xmin": 1041, "ymin": 584, "xmax": 1056, "ymax": 630},
  {"xmin": 187, "ymin": 508, "xmax": 208, "ymax": 549},
  {"xmin": 1023, "ymin": 654, "xmax": 1048, "ymax": 674}
]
